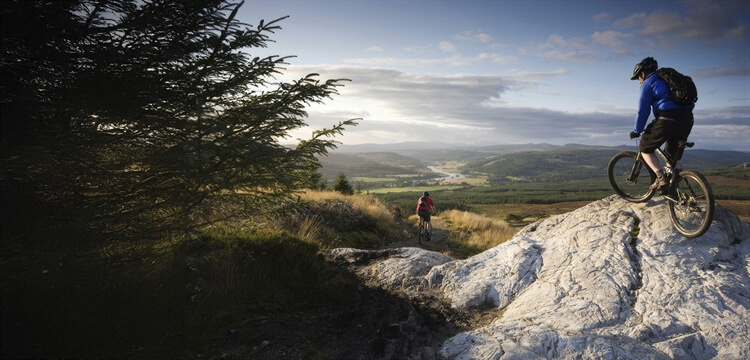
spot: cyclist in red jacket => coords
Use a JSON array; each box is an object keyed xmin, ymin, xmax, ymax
[{"xmin": 416, "ymin": 191, "xmax": 435, "ymax": 235}]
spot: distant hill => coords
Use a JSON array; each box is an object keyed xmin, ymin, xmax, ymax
[
  {"xmin": 335, "ymin": 141, "xmax": 559, "ymax": 154},
  {"xmin": 461, "ymin": 148, "xmax": 622, "ymax": 182},
  {"xmin": 321, "ymin": 143, "xmax": 750, "ymax": 182},
  {"xmin": 317, "ymin": 152, "xmax": 429, "ymax": 180},
  {"xmin": 462, "ymin": 147, "xmax": 750, "ymax": 182},
  {"xmin": 335, "ymin": 141, "xmax": 459, "ymax": 153}
]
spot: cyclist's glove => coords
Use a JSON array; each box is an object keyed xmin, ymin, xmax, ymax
[{"xmin": 629, "ymin": 131, "xmax": 641, "ymax": 139}]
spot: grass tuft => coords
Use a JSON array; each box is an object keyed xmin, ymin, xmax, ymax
[
  {"xmin": 441, "ymin": 209, "xmax": 517, "ymax": 258},
  {"xmin": 271, "ymin": 190, "xmax": 405, "ymax": 249}
]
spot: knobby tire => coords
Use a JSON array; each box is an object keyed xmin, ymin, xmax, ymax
[
  {"xmin": 607, "ymin": 151, "xmax": 657, "ymax": 203},
  {"xmin": 667, "ymin": 170, "xmax": 714, "ymax": 238}
]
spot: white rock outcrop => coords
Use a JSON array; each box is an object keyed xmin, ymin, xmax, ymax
[{"xmin": 327, "ymin": 195, "xmax": 750, "ymax": 359}]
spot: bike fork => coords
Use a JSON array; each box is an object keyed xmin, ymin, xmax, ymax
[{"xmin": 628, "ymin": 155, "xmax": 644, "ymax": 183}]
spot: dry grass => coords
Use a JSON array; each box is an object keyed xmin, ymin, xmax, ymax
[
  {"xmin": 468, "ymin": 201, "xmax": 592, "ymax": 222},
  {"xmin": 716, "ymin": 200, "xmax": 750, "ymax": 224},
  {"xmin": 706, "ymin": 176, "xmax": 750, "ymax": 189},
  {"xmin": 300, "ymin": 190, "xmax": 398, "ymax": 232},
  {"xmin": 441, "ymin": 209, "xmax": 518, "ymax": 256},
  {"xmin": 273, "ymin": 190, "xmax": 405, "ymax": 249}
]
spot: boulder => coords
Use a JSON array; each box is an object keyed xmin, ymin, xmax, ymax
[{"xmin": 326, "ymin": 195, "xmax": 750, "ymax": 359}]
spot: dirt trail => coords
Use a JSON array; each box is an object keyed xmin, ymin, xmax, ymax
[
  {"xmin": 202, "ymin": 216, "xmax": 490, "ymax": 360},
  {"xmin": 387, "ymin": 216, "xmax": 451, "ymax": 253}
]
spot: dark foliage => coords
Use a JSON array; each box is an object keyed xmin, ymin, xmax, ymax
[{"xmin": 1, "ymin": 0, "xmax": 356, "ymax": 241}]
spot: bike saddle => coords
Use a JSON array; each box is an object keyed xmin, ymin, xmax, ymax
[{"xmin": 678, "ymin": 141, "xmax": 694, "ymax": 148}]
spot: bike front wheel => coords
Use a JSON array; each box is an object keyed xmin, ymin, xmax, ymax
[
  {"xmin": 607, "ymin": 151, "xmax": 656, "ymax": 202},
  {"xmin": 667, "ymin": 170, "xmax": 714, "ymax": 238}
]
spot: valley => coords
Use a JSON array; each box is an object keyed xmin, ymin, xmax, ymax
[{"xmin": 320, "ymin": 143, "xmax": 750, "ymax": 223}]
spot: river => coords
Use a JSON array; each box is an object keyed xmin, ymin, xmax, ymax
[{"xmin": 428, "ymin": 166, "xmax": 465, "ymax": 181}]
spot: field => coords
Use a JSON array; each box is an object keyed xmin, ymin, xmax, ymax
[
  {"xmin": 716, "ymin": 200, "xmax": 750, "ymax": 223},
  {"xmin": 706, "ymin": 175, "xmax": 750, "ymax": 189},
  {"xmin": 469, "ymin": 199, "xmax": 749, "ymax": 225},
  {"xmin": 322, "ymin": 145, "xmax": 750, "ymax": 224},
  {"xmin": 468, "ymin": 201, "xmax": 594, "ymax": 224},
  {"xmin": 366, "ymin": 185, "xmax": 465, "ymax": 194}
]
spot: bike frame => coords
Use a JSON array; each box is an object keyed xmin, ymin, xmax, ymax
[{"xmin": 632, "ymin": 140, "xmax": 692, "ymax": 200}]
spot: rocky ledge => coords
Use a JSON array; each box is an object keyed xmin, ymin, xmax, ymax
[{"xmin": 327, "ymin": 195, "xmax": 750, "ymax": 360}]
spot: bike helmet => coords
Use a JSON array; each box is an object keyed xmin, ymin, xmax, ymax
[
  {"xmin": 423, "ymin": 191, "xmax": 430, "ymax": 196},
  {"xmin": 630, "ymin": 57, "xmax": 658, "ymax": 80}
]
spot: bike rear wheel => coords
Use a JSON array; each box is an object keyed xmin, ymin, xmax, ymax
[
  {"xmin": 667, "ymin": 170, "xmax": 714, "ymax": 238},
  {"xmin": 607, "ymin": 151, "xmax": 656, "ymax": 202},
  {"xmin": 418, "ymin": 220, "xmax": 425, "ymax": 245}
]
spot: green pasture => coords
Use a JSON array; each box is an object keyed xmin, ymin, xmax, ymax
[
  {"xmin": 354, "ymin": 177, "xmax": 399, "ymax": 183},
  {"xmin": 440, "ymin": 175, "xmax": 488, "ymax": 185},
  {"xmin": 366, "ymin": 185, "xmax": 465, "ymax": 194},
  {"xmin": 433, "ymin": 161, "xmax": 467, "ymax": 173},
  {"xmin": 353, "ymin": 174, "xmax": 429, "ymax": 182}
]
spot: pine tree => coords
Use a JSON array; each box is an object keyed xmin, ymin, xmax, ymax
[
  {"xmin": 1, "ymin": 1, "xmax": 357, "ymax": 239},
  {"xmin": 332, "ymin": 173, "xmax": 354, "ymax": 195}
]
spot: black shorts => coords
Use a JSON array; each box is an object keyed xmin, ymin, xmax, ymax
[
  {"xmin": 640, "ymin": 109, "xmax": 694, "ymax": 158},
  {"xmin": 417, "ymin": 210, "xmax": 431, "ymax": 222}
]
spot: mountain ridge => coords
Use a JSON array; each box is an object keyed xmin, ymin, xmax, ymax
[
  {"xmin": 332, "ymin": 141, "xmax": 749, "ymax": 154},
  {"xmin": 319, "ymin": 143, "xmax": 750, "ymax": 182}
]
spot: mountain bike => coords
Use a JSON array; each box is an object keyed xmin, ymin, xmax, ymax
[
  {"xmin": 607, "ymin": 139, "xmax": 714, "ymax": 238},
  {"xmin": 418, "ymin": 215, "xmax": 431, "ymax": 245}
]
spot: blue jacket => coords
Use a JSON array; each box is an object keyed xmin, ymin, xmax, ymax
[{"xmin": 633, "ymin": 72, "xmax": 695, "ymax": 133}]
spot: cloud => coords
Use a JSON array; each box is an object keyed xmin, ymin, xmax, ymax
[
  {"xmin": 694, "ymin": 106, "xmax": 750, "ymax": 127},
  {"xmin": 283, "ymin": 65, "xmax": 626, "ymax": 146},
  {"xmin": 455, "ymin": 30, "xmax": 493, "ymax": 43},
  {"xmin": 592, "ymin": 12, "xmax": 610, "ymax": 23},
  {"xmin": 343, "ymin": 57, "xmax": 444, "ymax": 67},
  {"xmin": 611, "ymin": 3, "xmax": 750, "ymax": 47},
  {"xmin": 476, "ymin": 53, "xmax": 515, "ymax": 64},
  {"xmin": 505, "ymin": 68, "xmax": 570, "ymax": 81},
  {"xmin": 591, "ymin": 30, "xmax": 635, "ymax": 56},
  {"xmin": 693, "ymin": 67, "xmax": 750, "ymax": 78},
  {"xmin": 439, "ymin": 41, "xmax": 457, "ymax": 52},
  {"xmin": 278, "ymin": 65, "xmax": 749, "ymax": 151},
  {"xmin": 343, "ymin": 53, "xmax": 515, "ymax": 67},
  {"xmin": 725, "ymin": 25, "xmax": 748, "ymax": 42},
  {"xmin": 521, "ymin": 34, "xmax": 597, "ymax": 62},
  {"xmin": 366, "ymin": 45, "xmax": 383, "ymax": 52},
  {"xmin": 639, "ymin": 10, "xmax": 684, "ymax": 36}
]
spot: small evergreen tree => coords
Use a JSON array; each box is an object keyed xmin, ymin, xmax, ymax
[
  {"xmin": 305, "ymin": 171, "xmax": 327, "ymax": 191},
  {"xmin": 332, "ymin": 173, "xmax": 354, "ymax": 195}
]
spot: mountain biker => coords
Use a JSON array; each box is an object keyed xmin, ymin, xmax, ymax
[
  {"xmin": 629, "ymin": 56, "xmax": 695, "ymax": 190},
  {"xmin": 416, "ymin": 191, "xmax": 435, "ymax": 235}
]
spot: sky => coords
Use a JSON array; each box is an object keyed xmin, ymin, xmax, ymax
[{"xmin": 237, "ymin": 0, "xmax": 750, "ymax": 152}]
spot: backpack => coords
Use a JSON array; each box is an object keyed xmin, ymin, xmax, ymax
[
  {"xmin": 419, "ymin": 197, "xmax": 428, "ymax": 208},
  {"xmin": 655, "ymin": 67, "xmax": 698, "ymax": 106}
]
